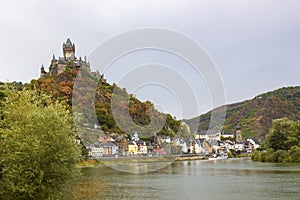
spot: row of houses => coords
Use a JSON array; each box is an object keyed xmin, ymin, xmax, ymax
[
  {"xmin": 196, "ymin": 130, "xmax": 261, "ymax": 154},
  {"xmin": 86, "ymin": 142, "xmax": 119, "ymax": 158},
  {"xmin": 86, "ymin": 132, "xmax": 169, "ymax": 158},
  {"xmin": 194, "ymin": 123, "xmax": 261, "ymax": 154},
  {"xmin": 173, "ymin": 139, "xmax": 208, "ymax": 154},
  {"xmin": 86, "ymin": 135, "xmax": 261, "ymax": 159},
  {"xmin": 86, "ymin": 123, "xmax": 261, "ymax": 158},
  {"xmin": 86, "ymin": 135, "xmax": 260, "ymax": 158}
]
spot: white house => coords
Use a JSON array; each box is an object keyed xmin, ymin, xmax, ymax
[
  {"xmin": 197, "ymin": 131, "xmax": 209, "ymax": 141},
  {"xmin": 180, "ymin": 141, "xmax": 188, "ymax": 153},
  {"xmin": 224, "ymin": 140, "xmax": 235, "ymax": 150},
  {"xmin": 235, "ymin": 143, "xmax": 245, "ymax": 152},
  {"xmin": 194, "ymin": 142, "xmax": 201, "ymax": 154},
  {"xmin": 137, "ymin": 142, "xmax": 148, "ymax": 154},
  {"xmin": 87, "ymin": 143, "xmax": 104, "ymax": 158},
  {"xmin": 246, "ymin": 138, "xmax": 260, "ymax": 150},
  {"xmin": 221, "ymin": 132, "xmax": 235, "ymax": 139},
  {"xmin": 161, "ymin": 136, "xmax": 172, "ymax": 144},
  {"xmin": 208, "ymin": 131, "xmax": 221, "ymax": 142}
]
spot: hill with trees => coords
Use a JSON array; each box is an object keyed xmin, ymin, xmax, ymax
[
  {"xmin": 185, "ymin": 86, "xmax": 300, "ymax": 140},
  {"xmin": 27, "ymin": 68, "xmax": 180, "ymax": 142}
]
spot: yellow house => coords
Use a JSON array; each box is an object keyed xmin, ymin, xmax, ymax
[{"xmin": 128, "ymin": 141, "xmax": 138, "ymax": 154}]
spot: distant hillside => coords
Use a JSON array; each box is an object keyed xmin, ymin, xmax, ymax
[{"xmin": 185, "ymin": 86, "xmax": 300, "ymax": 140}]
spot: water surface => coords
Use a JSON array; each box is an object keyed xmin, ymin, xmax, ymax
[{"xmin": 80, "ymin": 158, "xmax": 300, "ymax": 200}]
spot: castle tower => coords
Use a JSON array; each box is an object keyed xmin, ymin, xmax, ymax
[
  {"xmin": 40, "ymin": 65, "xmax": 46, "ymax": 78},
  {"xmin": 39, "ymin": 38, "xmax": 92, "ymax": 78},
  {"xmin": 63, "ymin": 38, "xmax": 75, "ymax": 60},
  {"xmin": 51, "ymin": 54, "xmax": 56, "ymax": 65},
  {"xmin": 235, "ymin": 120, "xmax": 243, "ymax": 143}
]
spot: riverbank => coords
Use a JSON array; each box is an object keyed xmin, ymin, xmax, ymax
[
  {"xmin": 78, "ymin": 155, "xmax": 207, "ymax": 167},
  {"xmin": 77, "ymin": 154, "xmax": 252, "ymax": 167},
  {"xmin": 78, "ymin": 156, "xmax": 174, "ymax": 167},
  {"xmin": 175, "ymin": 155, "xmax": 207, "ymax": 161}
]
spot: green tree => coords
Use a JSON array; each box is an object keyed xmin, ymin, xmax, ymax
[
  {"xmin": 286, "ymin": 120, "xmax": 300, "ymax": 149},
  {"xmin": 253, "ymin": 118, "xmax": 300, "ymax": 162},
  {"xmin": 287, "ymin": 146, "xmax": 300, "ymax": 162},
  {"xmin": 266, "ymin": 118, "xmax": 291, "ymax": 151},
  {"xmin": 0, "ymin": 87, "xmax": 81, "ymax": 199}
]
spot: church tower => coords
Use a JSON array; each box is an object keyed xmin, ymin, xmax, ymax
[
  {"xmin": 235, "ymin": 120, "xmax": 243, "ymax": 143},
  {"xmin": 63, "ymin": 38, "xmax": 75, "ymax": 60}
]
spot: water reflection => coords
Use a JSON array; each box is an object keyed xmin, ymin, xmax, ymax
[
  {"xmin": 78, "ymin": 158, "xmax": 300, "ymax": 200},
  {"xmin": 104, "ymin": 161, "xmax": 173, "ymax": 174}
]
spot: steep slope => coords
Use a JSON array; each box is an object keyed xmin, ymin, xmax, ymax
[
  {"xmin": 185, "ymin": 86, "xmax": 300, "ymax": 140},
  {"xmin": 28, "ymin": 68, "xmax": 180, "ymax": 138}
]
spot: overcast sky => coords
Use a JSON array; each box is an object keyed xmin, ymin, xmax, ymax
[{"xmin": 1, "ymin": 0, "xmax": 300, "ymax": 119}]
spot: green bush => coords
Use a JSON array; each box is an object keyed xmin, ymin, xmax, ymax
[
  {"xmin": 288, "ymin": 146, "xmax": 300, "ymax": 162},
  {"xmin": 272, "ymin": 150, "xmax": 288, "ymax": 162},
  {"xmin": 251, "ymin": 150, "xmax": 261, "ymax": 161},
  {"xmin": 0, "ymin": 87, "xmax": 81, "ymax": 199},
  {"xmin": 252, "ymin": 118, "xmax": 300, "ymax": 162},
  {"xmin": 229, "ymin": 149, "xmax": 237, "ymax": 158}
]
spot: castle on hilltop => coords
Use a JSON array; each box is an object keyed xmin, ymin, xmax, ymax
[{"xmin": 40, "ymin": 38, "xmax": 91, "ymax": 78}]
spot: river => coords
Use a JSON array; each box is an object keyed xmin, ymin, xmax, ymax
[{"xmin": 79, "ymin": 158, "xmax": 300, "ymax": 200}]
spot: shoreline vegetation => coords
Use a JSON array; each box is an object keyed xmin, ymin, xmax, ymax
[{"xmin": 252, "ymin": 118, "xmax": 300, "ymax": 163}]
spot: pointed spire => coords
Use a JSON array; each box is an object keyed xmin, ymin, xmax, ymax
[
  {"xmin": 65, "ymin": 38, "xmax": 72, "ymax": 47},
  {"xmin": 52, "ymin": 54, "xmax": 55, "ymax": 60}
]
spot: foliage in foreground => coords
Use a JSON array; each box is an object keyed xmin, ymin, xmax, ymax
[
  {"xmin": 252, "ymin": 118, "xmax": 300, "ymax": 162},
  {"xmin": 0, "ymin": 86, "xmax": 81, "ymax": 199}
]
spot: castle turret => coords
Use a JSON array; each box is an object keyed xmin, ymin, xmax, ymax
[
  {"xmin": 40, "ymin": 65, "xmax": 46, "ymax": 78},
  {"xmin": 63, "ymin": 38, "xmax": 75, "ymax": 60},
  {"xmin": 51, "ymin": 54, "xmax": 57, "ymax": 65}
]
